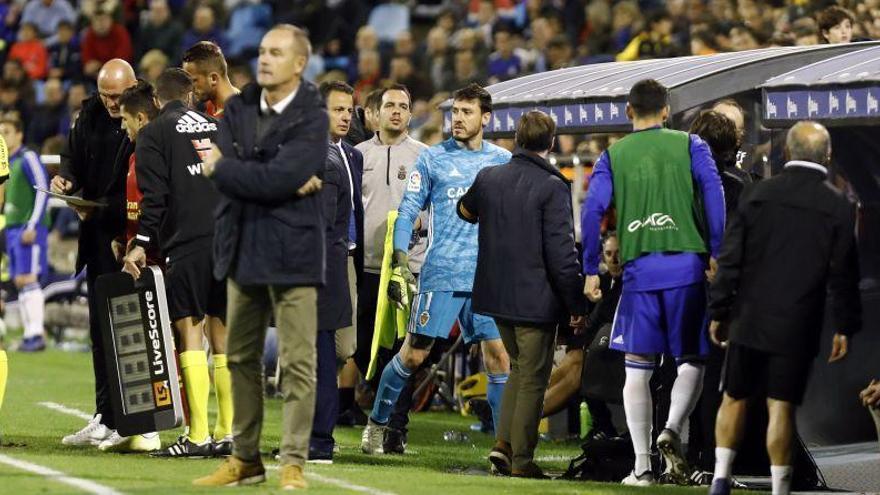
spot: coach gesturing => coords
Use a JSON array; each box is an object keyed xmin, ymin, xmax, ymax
[{"xmin": 194, "ymin": 25, "xmax": 328, "ymax": 490}]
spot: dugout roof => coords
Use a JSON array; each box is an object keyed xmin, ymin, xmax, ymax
[
  {"xmin": 443, "ymin": 41, "xmax": 880, "ymax": 138},
  {"xmin": 761, "ymin": 45, "xmax": 880, "ymax": 127}
]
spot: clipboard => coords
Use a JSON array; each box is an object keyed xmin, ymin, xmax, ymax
[{"xmin": 35, "ymin": 187, "xmax": 108, "ymax": 208}]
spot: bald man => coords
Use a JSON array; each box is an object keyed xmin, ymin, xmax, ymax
[
  {"xmin": 52, "ymin": 59, "xmax": 139, "ymax": 449},
  {"xmin": 706, "ymin": 121, "xmax": 862, "ymax": 495}
]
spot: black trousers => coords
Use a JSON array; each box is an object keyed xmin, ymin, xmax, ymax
[
  {"xmin": 84, "ymin": 236, "xmax": 122, "ymax": 429},
  {"xmin": 311, "ymin": 330, "xmax": 338, "ymax": 453}
]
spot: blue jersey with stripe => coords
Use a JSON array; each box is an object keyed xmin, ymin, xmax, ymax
[{"xmin": 394, "ymin": 138, "xmax": 511, "ymax": 293}]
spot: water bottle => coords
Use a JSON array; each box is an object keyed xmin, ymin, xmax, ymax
[{"xmin": 579, "ymin": 401, "xmax": 593, "ymax": 438}]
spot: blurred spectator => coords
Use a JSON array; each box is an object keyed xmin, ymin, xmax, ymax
[
  {"xmin": 0, "ymin": 78, "xmax": 26, "ymax": 123},
  {"xmin": 610, "ymin": 1, "xmax": 641, "ymax": 53},
  {"xmin": 180, "ymin": 4, "xmax": 227, "ymax": 57},
  {"xmin": 349, "ymin": 25, "xmax": 379, "ymax": 82},
  {"xmin": 487, "ymin": 26, "xmax": 522, "ymax": 83},
  {"xmin": 26, "ymin": 76, "xmax": 65, "ymax": 147},
  {"xmin": 616, "ymin": 9, "xmax": 680, "ymax": 61},
  {"xmin": 691, "ymin": 29, "xmax": 719, "ymax": 56},
  {"xmin": 792, "ymin": 18, "xmax": 819, "ymax": 46},
  {"xmin": 468, "ymin": 0, "xmax": 497, "ymax": 48},
  {"xmin": 393, "ymin": 30, "xmax": 416, "ymax": 60},
  {"xmin": 545, "ymin": 35, "xmax": 574, "ymax": 70},
  {"xmin": 729, "ymin": 24, "xmax": 762, "ymax": 51},
  {"xmin": 353, "ymin": 49, "xmax": 381, "ymax": 106},
  {"xmin": 423, "ymin": 26, "xmax": 452, "ymax": 91},
  {"xmin": 0, "ymin": 1, "xmax": 23, "ymax": 46},
  {"xmin": 20, "ymin": 0, "xmax": 75, "ymax": 41},
  {"xmin": 9, "ymin": 22, "xmax": 48, "ymax": 80},
  {"xmin": 817, "ymin": 6, "xmax": 855, "ymax": 44},
  {"xmin": 223, "ymin": 0, "xmax": 271, "ymax": 59},
  {"xmin": 138, "ymin": 48, "xmax": 168, "ymax": 84},
  {"xmin": 580, "ymin": 0, "xmax": 613, "ymax": 58},
  {"xmin": 387, "ymin": 55, "xmax": 432, "ymax": 103},
  {"xmin": 47, "ymin": 19, "xmax": 81, "ymax": 80},
  {"xmin": 227, "ymin": 61, "xmax": 253, "ymax": 90},
  {"xmin": 63, "ymin": 80, "xmax": 87, "ymax": 129},
  {"xmin": 4, "ymin": 58, "xmax": 35, "ymax": 107},
  {"xmin": 137, "ymin": 0, "xmax": 184, "ymax": 62},
  {"xmin": 321, "ymin": 37, "xmax": 351, "ymax": 74},
  {"xmin": 447, "ymin": 49, "xmax": 485, "ymax": 91},
  {"xmin": 81, "ymin": 7, "xmax": 134, "ymax": 78}
]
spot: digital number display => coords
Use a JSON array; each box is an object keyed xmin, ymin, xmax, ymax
[{"xmin": 109, "ymin": 294, "xmax": 155, "ymax": 414}]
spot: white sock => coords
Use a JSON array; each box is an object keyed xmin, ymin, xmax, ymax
[
  {"xmin": 714, "ymin": 447, "xmax": 736, "ymax": 480},
  {"xmin": 770, "ymin": 465, "xmax": 792, "ymax": 495},
  {"xmin": 665, "ymin": 361, "xmax": 705, "ymax": 434},
  {"xmin": 19, "ymin": 285, "xmax": 45, "ymax": 339},
  {"xmin": 623, "ymin": 362, "xmax": 654, "ymax": 475}
]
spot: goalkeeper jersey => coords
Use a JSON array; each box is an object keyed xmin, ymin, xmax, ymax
[{"xmin": 394, "ymin": 138, "xmax": 510, "ymax": 293}]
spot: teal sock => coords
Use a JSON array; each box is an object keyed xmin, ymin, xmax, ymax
[
  {"xmin": 487, "ymin": 373, "xmax": 508, "ymax": 432},
  {"xmin": 370, "ymin": 354, "xmax": 412, "ymax": 425}
]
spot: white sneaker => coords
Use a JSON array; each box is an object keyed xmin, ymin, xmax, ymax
[
  {"xmin": 621, "ymin": 470, "xmax": 655, "ymax": 487},
  {"xmin": 360, "ymin": 420, "xmax": 386, "ymax": 455},
  {"xmin": 98, "ymin": 431, "xmax": 161, "ymax": 453},
  {"xmin": 62, "ymin": 414, "xmax": 112, "ymax": 446}
]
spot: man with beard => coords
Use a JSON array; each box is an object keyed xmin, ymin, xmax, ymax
[{"xmin": 182, "ymin": 41, "xmax": 239, "ymax": 118}]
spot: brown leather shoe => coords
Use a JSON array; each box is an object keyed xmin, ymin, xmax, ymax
[
  {"xmin": 280, "ymin": 463, "xmax": 308, "ymax": 490},
  {"xmin": 193, "ymin": 456, "xmax": 266, "ymax": 486},
  {"xmin": 488, "ymin": 441, "xmax": 512, "ymax": 476}
]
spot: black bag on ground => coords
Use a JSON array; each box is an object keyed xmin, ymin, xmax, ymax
[{"xmin": 560, "ymin": 434, "xmax": 635, "ymax": 482}]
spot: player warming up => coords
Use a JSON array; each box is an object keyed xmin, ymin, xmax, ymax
[{"xmin": 361, "ymin": 83, "xmax": 511, "ymax": 455}]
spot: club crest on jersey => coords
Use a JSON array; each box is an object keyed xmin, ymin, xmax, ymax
[
  {"xmin": 398, "ymin": 165, "xmax": 407, "ymax": 180},
  {"xmin": 407, "ymin": 171, "xmax": 421, "ymax": 193},
  {"xmin": 419, "ymin": 311, "xmax": 430, "ymax": 327}
]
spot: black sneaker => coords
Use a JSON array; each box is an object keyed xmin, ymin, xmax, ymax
[
  {"xmin": 212, "ymin": 435, "xmax": 233, "ymax": 457},
  {"xmin": 307, "ymin": 449, "xmax": 334, "ymax": 464},
  {"xmin": 150, "ymin": 435, "xmax": 213, "ymax": 458},
  {"xmin": 383, "ymin": 428, "xmax": 407, "ymax": 455}
]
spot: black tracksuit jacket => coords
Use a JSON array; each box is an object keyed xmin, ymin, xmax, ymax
[{"xmin": 133, "ymin": 100, "xmax": 220, "ymax": 261}]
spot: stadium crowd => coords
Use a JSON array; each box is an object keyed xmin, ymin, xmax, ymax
[{"xmin": 0, "ymin": 1, "xmax": 877, "ymax": 495}]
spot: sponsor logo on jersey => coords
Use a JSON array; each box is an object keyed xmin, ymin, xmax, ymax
[
  {"xmin": 627, "ymin": 212, "xmax": 677, "ymax": 233},
  {"xmin": 175, "ymin": 111, "xmax": 217, "ymax": 133}
]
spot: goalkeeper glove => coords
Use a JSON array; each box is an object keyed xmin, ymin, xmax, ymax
[{"xmin": 388, "ymin": 249, "xmax": 417, "ymax": 309}]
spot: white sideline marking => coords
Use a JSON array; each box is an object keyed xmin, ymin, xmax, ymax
[
  {"xmin": 267, "ymin": 465, "xmax": 398, "ymax": 495},
  {"xmin": 0, "ymin": 454, "xmax": 124, "ymax": 495},
  {"xmin": 39, "ymin": 401, "xmax": 93, "ymax": 421}
]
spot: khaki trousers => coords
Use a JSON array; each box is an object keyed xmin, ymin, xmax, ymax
[
  {"xmin": 495, "ymin": 320, "xmax": 557, "ymax": 470},
  {"xmin": 226, "ymin": 279, "xmax": 317, "ymax": 467},
  {"xmin": 333, "ymin": 256, "xmax": 358, "ymax": 366}
]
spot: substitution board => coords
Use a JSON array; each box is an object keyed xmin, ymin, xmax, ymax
[{"xmin": 96, "ymin": 267, "xmax": 183, "ymax": 436}]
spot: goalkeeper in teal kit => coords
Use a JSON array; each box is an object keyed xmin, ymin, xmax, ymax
[{"xmin": 361, "ymin": 84, "xmax": 511, "ymax": 455}]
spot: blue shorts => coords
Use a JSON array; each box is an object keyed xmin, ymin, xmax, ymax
[
  {"xmin": 6, "ymin": 226, "xmax": 48, "ymax": 278},
  {"xmin": 409, "ymin": 291, "xmax": 500, "ymax": 344},
  {"xmin": 610, "ymin": 282, "xmax": 708, "ymax": 359}
]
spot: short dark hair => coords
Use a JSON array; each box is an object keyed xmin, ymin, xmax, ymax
[
  {"xmin": 119, "ymin": 80, "xmax": 159, "ymax": 120},
  {"xmin": 817, "ymin": 6, "xmax": 855, "ymax": 34},
  {"xmin": 0, "ymin": 116, "xmax": 23, "ymax": 134},
  {"xmin": 155, "ymin": 68, "xmax": 193, "ymax": 103},
  {"xmin": 452, "ymin": 83, "xmax": 492, "ymax": 114},
  {"xmin": 364, "ymin": 88, "xmax": 384, "ymax": 112},
  {"xmin": 646, "ymin": 9, "xmax": 672, "ymax": 28},
  {"xmin": 182, "ymin": 41, "xmax": 228, "ymax": 77},
  {"xmin": 628, "ymin": 79, "xmax": 667, "ymax": 116},
  {"xmin": 382, "ymin": 83, "xmax": 412, "ymax": 107},
  {"xmin": 515, "ymin": 110, "xmax": 555, "ymax": 152},
  {"xmin": 320, "ymin": 80, "xmax": 354, "ymax": 101},
  {"xmin": 689, "ymin": 110, "xmax": 738, "ymax": 169}
]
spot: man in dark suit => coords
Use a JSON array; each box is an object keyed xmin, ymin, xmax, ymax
[
  {"xmin": 308, "ymin": 80, "xmax": 362, "ymax": 464},
  {"xmin": 707, "ymin": 121, "xmax": 862, "ymax": 495},
  {"xmin": 51, "ymin": 59, "xmax": 136, "ymax": 447},
  {"xmin": 458, "ymin": 110, "xmax": 585, "ymax": 478},
  {"xmin": 195, "ymin": 25, "xmax": 328, "ymax": 490}
]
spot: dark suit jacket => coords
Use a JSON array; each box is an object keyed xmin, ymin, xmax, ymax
[
  {"xmin": 212, "ymin": 81, "xmax": 329, "ymax": 286},
  {"xmin": 340, "ymin": 140, "xmax": 365, "ymax": 288},
  {"xmin": 459, "ymin": 150, "xmax": 586, "ymax": 324},
  {"xmin": 709, "ymin": 163, "xmax": 862, "ymax": 357},
  {"xmin": 318, "ymin": 142, "xmax": 354, "ymax": 331}
]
